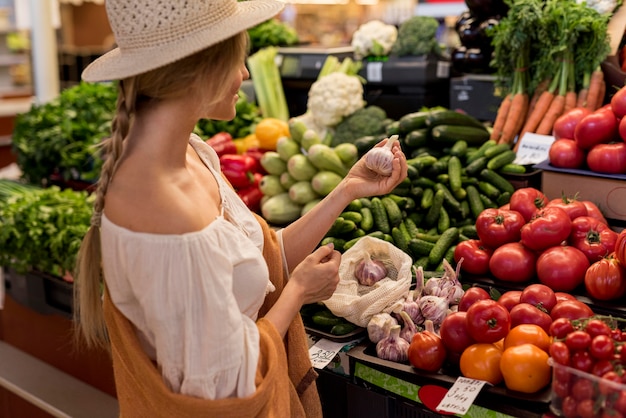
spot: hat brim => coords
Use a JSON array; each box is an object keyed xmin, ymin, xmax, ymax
[{"xmin": 82, "ymin": 0, "xmax": 285, "ymax": 82}]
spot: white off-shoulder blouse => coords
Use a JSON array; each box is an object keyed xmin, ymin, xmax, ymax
[{"xmin": 101, "ymin": 134, "xmax": 279, "ymax": 400}]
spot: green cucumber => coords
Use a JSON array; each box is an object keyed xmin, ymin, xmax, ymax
[
  {"xmin": 466, "ymin": 139, "xmax": 497, "ymax": 164},
  {"xmin": 330, "ymin": 322, "xmax": 358, "ymax": 335},
  {"xmin": 371, "ymin": 197, "xmax": 390, "ymax": 234},
  {"xmin": 466, "ymin": 185, "xmax": 484, "ymax": 219},
  {"xmin": 381, "ymin": 196, "xmax": 403, "ymax": 227},
  {"xmin": 487, "ymin": 150, "xmax": 517, "ymax": 171},
  {"xmin": 424, "ymin": 189, "xmax": 445, "ymax": 227},
  {"xmin": 480, "ymin": 168, "xmax": 515, "ymax": 194},
  {"xmin": 448, "ymin": 156, "xmax": 463, "ymax": 193},
  {"xmin": 408, "ymin": 238, "xmax": 436, "ymax": 257},
  {"xmin": 360, "ymin": 207, "xmax": 374, "ymax": 231},
  {"xmin": 340, "ymin": 211, "xmax": 363, "ymax": 224},
  {"xmin": 428, "ymin": 227, "xmax": 460, "ymax": 266},
  {"xmin": 397, "ymin": 110, "xmax": 431, "ymax": 134},
  {"xmin": 483, "ymin": 143, "xmax": 512, "ymax": 159},
  {"xmin": 425, "ymin": 110, "xmax": 485, "ymax": 129},
  {"xmin": 403, "ymin": 128, "xmax": 430, "ymax": 148},
  {"xmin": 430, "ymin": 125, "xmax": 490, "ymax": 146},
  {"xmin": 437, "ymin": 206, "xmax": 450, "ymax": 234}
]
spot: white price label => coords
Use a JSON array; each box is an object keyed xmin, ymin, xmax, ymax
[
  {"xmin": 514, "ymin": 132, "xmax": 556, "ymax": 166},
  {"xmin": 308, "ymin": 339, "xmax": 346, "ymax": 369},
  {"xmin": 436, "ymin": 377, "xmax": 487, "ymax": 415},
  {"xmin": 366, "ymin": 62, "xmax": 384, "ymax": 83}
]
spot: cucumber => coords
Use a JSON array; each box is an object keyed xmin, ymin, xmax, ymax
[
  {"xmin": 425, "ymin": 110, "xmax": 485, "ymax": 129},
  {"xmin": 327, "ymin": 217, "xmax": 357, "ymax": 236},
  {"xmin": 385, "ymin": 121, "xmax": 400, "ymax": 136},
  {"xmin": 354, "ymin": 135, "xmax": 383, "ymax": 156},
  {"xmin": 448, "ymin": 156, "xmax": 463, "ymax": 193},
  {"xmin": 424, "ymin": 189, "xmax": 445, "ymax": 227},
  {"xmin": 360, "ymin": 207, "xmax": 374, "ymax": 231},
  {"xmin": 343, "ymin": 231, "xmax": 385, "ymax": 251},
  {"xmin": 431, "ymin": 125, "xmax": 490, "ymax": 146},
  {"xmin": 464, "ymin": 156, "xmax": 489, "ymax": 176},
  {"xmin": 371, "ymin": 197, "xmax": 390, "ymax": 234},
  {"xmin": 413, "ymin": 177, "xmax": 437, "ymax": 189},
  {"xmin": 321, "ymin": 237, "xmax": 346, "ymax": 249},
  {"xmin": 434, "ymin": 183, "xmax": 462, "ymax": 213},
  {"xmin": 398, "ymin": 111, "xmax": 431, "ymax": 134},
  {"xmin": 460, "ymin": 224, "xmax": 479, "ymax": 239},
  {"xmin": 312, "ymin": 311, "xmax": 343, "ymax": 327},
  {"xmin": 480, "ymin": 193, "xmax": 498, "ymax": 209},
  {"xmin": 408, "ymin": 238, "xmax": 436, "ymax": 257},
  {"xmin": 359, "ymin": 197, "xmax": 372, "ymax": 208},
  {"xmin": 406, "ymin": 164, "xmax": 420, "ymax": 179},
  {"xmin": 347, "ymin": 199, "xmax": 362, "ymax": 212},
  {"xmin": 466, "ymin": 185, "xmax": 485, "ymax": 219},
  {"xmin": 413, "ymin": 256, "xmax": 431, "ymax": 270},
  {"xmin": 500, "ymin": 163, "xmax": 527, "ymax": 174},
  {"xmin": 391, "ymin": 226, "xmax": 410, "ymax": 253},
  {"xmin": 386, "ymin": 193, "xmax": 409, "ymax": 210},
  {"xmin": 415, "ymin": 232, "xmax": 441, "ymax": 243},
  {"xmin": 497, "ymin": 191, "xmax": 512, "ymax": 207},
  {"xmin": 330, "ymin": 322, "xmax": 358, "ymax": 335},
  {"xmin": 480, "ymin": 168, "xmax": 515, "ymax": 194},
  {"xmin": 437, "ymin": 206, "xmax": 450, "ymax": 234},
  {"xmin": 406, "ymin": 155, "xmax": 438, "ymax": 171},
  {"xmin": 478, "ymin": 180, "xmax": 501, "ymax": 200},
  {"xmin": 403, "ymin": 128, "xmax": 430, "ymax": 148},
  {"xmin": 450, "ymin": 140, "xmax": 468, "ymax": 158},
  {"xmin": 428, "ymin": 227, "xmax": 459, "ymax": 266},
  {"xmin": 466, "ymin": 139, "xmax": 497, "ymax": 164},
  {"xmin": 483, "ymin": 143, "xmax": 513, "ymax": 159},
  {"xmin": 340, "ymin": 211, "xmax": 363, "ymax": 224},
  {"xmin": 487, "ymin": 150, "xmax": 517, "ymax": 171},
  {"xmin": 404, "ymin": 218, "xmax": 420, "ymax": 239},
  {"xmin": 420, "ymin": 187, "xmax": 433, "ymax": 211},
  {"xmin": 381, "ymin": 196, "xmax": 403, "ymax": 226}
]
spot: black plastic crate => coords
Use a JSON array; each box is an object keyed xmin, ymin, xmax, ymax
[{"xmin": 3, "ymin": 267, "xmax": 73, "ymax": 318}]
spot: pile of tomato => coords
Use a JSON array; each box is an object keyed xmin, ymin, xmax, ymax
[
  {"xmin": 549, "ymin": 315, "xmax": 626, "ymax": 417},
  {"xmin": 438, "ymin": 282, "xmax": 595, "ymax": 394},
  {"xmin": 453, "ymin": 186, "xmax": 626, "ymax": 301},
  {"xmin": 548, "ymin": 84, "xmax": 626, "ymax": 174}
]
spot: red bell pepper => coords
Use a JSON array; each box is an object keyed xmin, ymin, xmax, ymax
[
  {"xmin": 244, "ymin": 147, "xmax": 267, "ymax": 174},
  {"xmin": 237, "ymin": 180, "xmax": 263, "ymax": 213},
  {"xmin": 220, "ymin": 154, "xmax": 258, "ymax": 189},
  {"xmin": 207, "ymin": 132, "xmax": 236, "ymax": 157}
]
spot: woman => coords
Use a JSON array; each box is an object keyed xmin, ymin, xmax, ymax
[{"xmin": 73, "ymin": 0, "xmax": 407, "ymax": 416}]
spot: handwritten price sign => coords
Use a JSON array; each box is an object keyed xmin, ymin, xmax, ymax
[{"xmin": 436, "ymin": 377, "xmax": 488, "ymax": 415}]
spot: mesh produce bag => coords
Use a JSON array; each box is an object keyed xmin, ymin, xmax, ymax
[{"xmin": 323, "ymin": 236, "xmax": 412, "ymax": 327}]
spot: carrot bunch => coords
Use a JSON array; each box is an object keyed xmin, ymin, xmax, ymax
[{"xmin": 488, "ymin": 0, "xmax": 612, "ymax": 150}]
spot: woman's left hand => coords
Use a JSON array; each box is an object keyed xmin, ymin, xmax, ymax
[{"xmin": 342, "ymin": 138, "xmax": 408, "ymax": 200}]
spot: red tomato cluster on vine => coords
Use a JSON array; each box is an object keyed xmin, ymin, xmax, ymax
[
  {"xmin": 453, "ymin": 187, "xmax": 625, "ymax": 300},
  {"xmin": 549, "ymin": 85, "xmax": 626, "ymax": 174},
  {"xmin": 549, "ymin": 316, "xmax": 626, "ymax": 418}
]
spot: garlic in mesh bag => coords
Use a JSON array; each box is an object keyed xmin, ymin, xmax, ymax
[{"xmin": 323, "ymin": 236, "xmax": 412, "ymax": 327}]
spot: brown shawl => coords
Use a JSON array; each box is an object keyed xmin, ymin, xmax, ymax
[{"xmin": 102, "ymin": 214, "xmax": 322, "ymax": 417}]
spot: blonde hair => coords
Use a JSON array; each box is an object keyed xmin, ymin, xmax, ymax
[{"xmin": 73, "ymin": 32, "xmax": 249, "ymax": 350}]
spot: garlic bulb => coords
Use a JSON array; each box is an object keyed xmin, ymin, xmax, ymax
[
  {"xmin": 399, "ymin": 310, "xmax": 419, "ymax": 342},
  {"xmin": 419, "ymin": 295, "xmax": 449, "ymax": 327},
  {"xmin": 364, "ymin": 135, "xmax": 398, "ymax": 176},
  {"xmin": 376, "ymin": 325, "xmax": 409, "ymax": 362},
  {"xmin": 355, "ymin": 252, "xmax": 388, "ymax": 286},
  {"xmin": 401, "ymin": 290, "xmax": 423, "ymax": 325},
  {"xmin": 367, "ymin": 312, "xmax": 397, "ymax": 344}
]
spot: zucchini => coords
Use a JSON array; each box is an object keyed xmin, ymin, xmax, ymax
[
  {"xmin": 425, "ymin": 110, "xmax": 485, "ymax": 129},
  {"xmin": 480, "ymin": 168, "xmax": 515, "ymax": 194},
  {"xmin": 381, "ymin": 196, "xmax": 403, "ymax": 227},
  {"xmin": 354, "ymin": 135, "xmax": 383, "ymax": 156},
  {"xmin": 385, "ymin": 121, "xmax": 400, "ymax": 136},
  {"xmin": 403, "ymin": 128, "xmax": 430, "ymax": 148},
  {"xmin": 430, "ymin": 125, "xmax": 490, "ymax": 146},
  {"xmin": 487, "ymin": 150, "xmax": 517, "ymax": 171},
  {"xmin": 398, "ymin": 110, "xmax": 431, "ymax": 134},
  {"xmin": 428, "ymin": 227, "xmax": 460, "ymax": 266},
  {"xmin": 371, "ymin": 197, "xmax": 390, "ymax": 234}
]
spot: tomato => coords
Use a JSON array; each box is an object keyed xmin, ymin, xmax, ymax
[
  {"xmin": 496, "ymin": 290, "xmax": 521, "ymax": 311},
  {"xmin": 549, "ymin": 341, "xmax": 571, "ymax": 365},
  {"xmin": 572, "ymin": 378, "xmax": 595, "ymax": 401},
  {"xmin": 584, "ymin": 255, "xmax": 626, "ymax": 301},
  {"xmin": 591, "ymin": 359, "xmax": 615, "ymax": 377},
  {"xmin": 590, "ymin": 335, "xmax": 616, "ymax": 361},
  {"xmin": 453, "ymin": 240, "xmax": 493, "ymax": 276},
  {"xmin": 521, "ymin": 207, "xmax": 572, "ymax": 251},
  {"xmin": 599, "ymin": 371, "xmax": 624, "ymax": 395},
  {"xmin": 408, "ymin": 330, "xmax": 447, "ymax": 373},
  {"xmin": 509, "ymin": 187, "xmax": 549, "ymax": 223},
  {"xmin": 555, "ymin": 292, "xmax": 577, "ymax": 302},
  {"xmin": 584, "ymin": 319, "xmax": 612, "ymax": 338},
  {"xmin": 620, "ymin": 112, "xmax": 626, "ymax": 142},
  {"xmin": 587, "ymin": 142, "xmax": 626, "ymax": 174},
  {"xmin": 550, "ymin": 299, "xmax": 594, "ymax": 321},
  {"xmin": 474, "ymin": 208, "xmax": 525, "ymax": 249},
  {"xmin": 546, "ymin": 195, "xmax": 588, "ymax": 221},
  {"xmin": 574, "ymin": 107, "xmax": 619, "ymax": 150},
  {"xmin": 509, "ymin": 303, "xmax": 553, "ymax": 334},
  {"xmin": 519, "ymin": 283, "xmax": 557, "ymax": 313},
  {"xmin": 439, "ymin": 311, "xmax": 475, "ymax": 354},
  {"xmin": 489, "ymin": 242, "xmax": 537, "ymax": 283},
  {"xmin": 536, "ymin": 245, "xmax": 590, "ymax": 292},
  {"xmin": 549, "ymin": 138, "xmax": 587, "ymax": 169},
  {"xmin": 465, "ymin": 299, "xmax": 511, "ymax": 343},
  {"xmin": 569, "ymin": 216, "xmax": 618, "ymax": 263},
  {"xmin": 500, "ymin": 344, "xmax": 551, "ymax": 393},
  {"xmin": 570, "ymin": 350, "xmax": 594, "ymax": 373},
  {"xmin": 615, "ymin": 229, "xmax": 626, "ymax": 266},
  {"xmin": 566, "ymin": 330, "xmax": 592, "ymax": 351},
  {"xmin": 581, "ymin": 200, "xmax": 609, "ymax": 225},
  {"xmin": 457, "ymin": 286, "xmax": 491, "ymax": 312},
  {"xmin": 561, "ymin": 396, "xmax": 578, "ymax": 418},
  {"xmin": 553, "ymin": 107, "xmax": 592, "ymax": 139},
  {"xmin": 612, "ymin": 85, "xmax": 626, "ymax": 119},
  {"xmin": 549, "ymin": 317, "xmax": 575, "ymax": 339},
  {"xmin": 459, "ymin": 343, "xmax": 503, "ymax": 385},
  {"xmin": 504, "ymin": 323, "xmax": 551, "ymax": 352}
]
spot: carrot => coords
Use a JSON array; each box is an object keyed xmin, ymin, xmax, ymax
[
  {"xmin": 563, "ymin": 90, "xmax": 577, "ymax": 113},
  {"xmin": 490, "ymin": 94, "xmax": 513, "ymax": 142},
  {"xmin": 576, "ymin": 88, "xmax": 588, "ymax": 108},
  {"xmin": 536, "ymin": 94, "xmax": 566, "ymax": 135},
  {"xmin": 527, "ymin": 79, "xmax": 550, "ymax": 117},
  {"xmin": 519, "ymin": 89, "xmax": 555, "ymax": 139},
  {"xmin": 594, "ymin": 78, "xmax": 606, "ymax": 110},
  {"xmin": 585, "ymin": 69, "xmax": 604, "ymax": 111},
  {"xmin": 499, "ymin": 93, "xmax": 529, "ymax": 145}
]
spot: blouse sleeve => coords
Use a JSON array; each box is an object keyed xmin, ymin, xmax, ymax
[{"xmin": 104, "ymin": 227, "xmax": 263, "ymax": 400}]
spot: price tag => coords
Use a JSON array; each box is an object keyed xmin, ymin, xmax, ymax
[
  {"xmin": 308, "ymin": 338, "xmax": 347, "ymax": 369},
  {"xmin": 366, "ymin": 62, "xmax": 383, "ymax": 83},
  {"xmin": 513, "ymin": 132, "xmax": 556, "ymax": 166},
  {"xmin": 435, "ymin": 377, "xmax": 487, "ymax": 415}
]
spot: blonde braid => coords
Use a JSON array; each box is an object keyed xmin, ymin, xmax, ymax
[{"xmin": 73, "ymin": 79, "xmax": 135, "ymax": 350}]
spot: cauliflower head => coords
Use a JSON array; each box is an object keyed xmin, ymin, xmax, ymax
[
  {"xmin": 351, "ymin": 20, "xmax": 399, "ymax": 60},
  {"xmin": 576, "ymin": 0, "xmax": 619, "ymax": 15},
  {"xmin": 307, "ymin": 72, "xmax": 366, "ymax": 127}
]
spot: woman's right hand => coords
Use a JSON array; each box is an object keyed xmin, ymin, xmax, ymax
[{"xmin": 289, "ymin": 243, "xmax": 341, "ymax": 305}]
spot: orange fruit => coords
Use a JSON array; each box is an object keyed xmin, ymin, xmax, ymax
[
  {"xmin": 500, "ymin": 343, "xmax": 551, "ymax": 394},
  {"xmin": 503, "ymin": 323, "xmax": 552, "ymax": 353},
  {"xmin": 459, "ymin": 343, "xmax": 504, "ymax": 385}
]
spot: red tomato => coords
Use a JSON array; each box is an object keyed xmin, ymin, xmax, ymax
[
  {"xmin": 509, "ymin": 187, "xmax": 549, "ymax": 223},
  {"xmin": 550, "ymin": 299, "xmax": 594, "ymax": 321},
  {"xmin": 569, "ymin": 216, "xmax": 619, "ymax": 263},
  {"xmin": 590, "ymin": 335, "xmax": 616, "ymax": 361},
  {"xmin": 520, "ymin": 207, "xmax": 572, "ymax": 251},
  {"xmin": 519, "ymin": 283, "xmax": 557, "ymax": 313},
  {"xmin": 489, "ymin": 242, "xmax": 537, "ymax": 283},
  {"xmin": 617, "ymin": 230, "xmax": 626, "ymax": 266},
  {"xmin": 509, "ymin": 302, "xmax": 553, "ymax": 334},
  {"xmin": 584, "ymin": 319, "xmax": 612, "ymax": 338},
  {"xmin": 536, "ymin": 245, "xmax": 590, "ymax": 292},
  {"xmin": 408, "ymin": 330, "xmax": 447, "ymax": 372},
  {"xmin": 465, "ymin": 299, "xmax": 511, "ymax": 343},
  {"xmin": 611, "ymin": 85, "xmax": 626, "ymax": 119},
  {"xmin": 584, "ymin": 255, "xmax": 626, "ymax": 301},
  {"xmin": 574, "ymin": 107, "xmax": 619, "ymax": 150},
  {"xmin": 453, "ymin": 240, "xmax": 493, "ymax": 276},
  {"xmin": 549, "ymin": 341, "xmax": 571, "ymax": 365},
  {"xmin": 549, "ymin": 138, "xmax": 587, "ymax": 169},
  {"xmin": 581, "ymin": 200, "xmax": 608, "ymax": 225},
  {"xmin": 549, "ymin": 317, "xmax": 575, "ymax": 339},
  {"xmin": 619, "ymin": 113, "xmax": 626, "ymax": 142},
  {"xmin": 587, "ymin": 142, "xmax": 626, "ymax": 174},
  {"xmin": 546, "ymin": 195, "xmax": 588, "ymax": 221},
  {"xmin": 457, "ymin": 286, "xmax": 491, "ymax": 312},
  {"xmin": 555, "ymin": 292, "xmax": 577, "ymax": 302},
  {"xmin": 475, "ymin": 208, "xmax": 525, "ymax": 249},
  {"xmin": 439, "ymin": 311, "xmax": 475, "ymax": 354},
  {"xmin": 553, "ymin": 107, "xmax": 593, "ymax": 139},
  {"xmin": 497, "ymin": 290, "xmax": 522, "ymax": 311}
]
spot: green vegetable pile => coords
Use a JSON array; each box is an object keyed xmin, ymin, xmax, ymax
[
  {"xmin": 12, "ymin": 82, "xmax": 117, "ymax": 186},
  {"xmin": 391, "ymin": 16, "xmax": 442, "ymax": 57},
  {"xmin": 247, "ymin": 19, "xmax": 299, "ymax": 53},
  {"xmin": 0, "ymin": 180, "xmax": 93, "ymax": 278},
  {"xmin": 194, "ymin": 90, "xmax": 262, "ymax": 139},
  {"xmin": 330, "ymin": 105, "xmax": 390, "ymax": 147}
]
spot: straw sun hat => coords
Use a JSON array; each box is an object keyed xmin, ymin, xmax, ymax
[{"xmin": 82, "ymin": 0, "xmax": 285, "ymax": 82}]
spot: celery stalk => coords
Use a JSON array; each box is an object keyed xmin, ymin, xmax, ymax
[{"xmin": 247, "ymin": 47, "xmax": 289, "ymax": 121}]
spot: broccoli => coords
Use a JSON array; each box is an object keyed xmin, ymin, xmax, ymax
[
  {"xmin": 330, "ymin": 105, "xmax": 388, "ymax": 146},
  {"xmin": 391, "ymin": 16, "xmax": 442, "ymax": 57}
]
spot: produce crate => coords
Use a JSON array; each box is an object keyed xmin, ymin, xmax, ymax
[
  {"xmin": 348, "ymin": 342, "xmax": 551, "ymax": 418},
  {"xmin": 3, "ymin": 267, "xmax": 73, "ymax": 318},
  {"xmin": 501, "ymin": 168, "xmax": 542, "ymax": 191}
]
